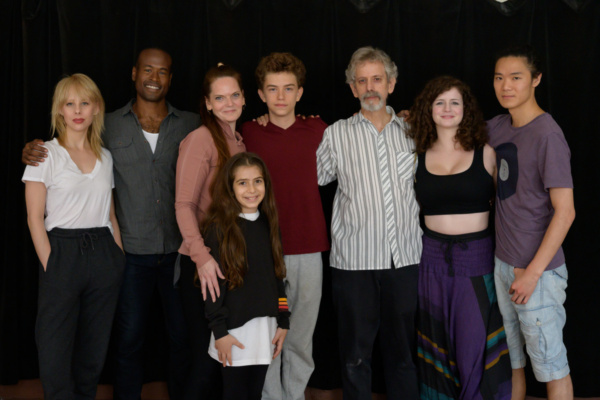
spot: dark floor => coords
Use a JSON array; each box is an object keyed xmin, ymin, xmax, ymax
[{"xmin": 0, "ymin": 381, "xmax": 597, "ymax": 400}]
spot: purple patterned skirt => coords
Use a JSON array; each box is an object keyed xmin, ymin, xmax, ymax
[{"xmin": 417, "ymin": 227, "xmax": 512, "ymax": 400}]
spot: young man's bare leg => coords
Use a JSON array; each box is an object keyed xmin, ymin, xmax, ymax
[
  {"xmin": 547, "ymin": 374, "xmax": 573, "ymax": 400},
  {"xmin": 511, "ymin": 368, "xmax": 526, "ymax": 400}
]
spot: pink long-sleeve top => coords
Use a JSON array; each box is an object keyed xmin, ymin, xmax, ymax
[{"xmin": 175, "ymin": 121, "xmax": 245, "ymax": 266}]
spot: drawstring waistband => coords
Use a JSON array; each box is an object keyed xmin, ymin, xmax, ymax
[
  {"xmin": 442, "ymin": 238, "xmax": 467, "ymax": 277},
  {"xmin": 423, "ymin": 226, "xmax": 491, "ymax": 277},
  {"xmin": 48, "ymin": 227, "xmax": 111, "ymax": 255},
  {"xmin": 79, "ymin": 232, "xmax": 99, "ymax": 254}
]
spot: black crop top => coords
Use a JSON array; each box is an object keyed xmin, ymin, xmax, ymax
[{"xmin": 414, "ymin": 147, "xmax": 494, "ymax": 216}]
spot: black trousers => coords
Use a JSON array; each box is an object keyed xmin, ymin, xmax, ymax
[
  {"xmin": 221, "ymin": 364, "xmax": 269, "ymax": 400},
  {"xmin": 113, "ymin": 252, "xmax": 190, "ymax": 400},
  {"xmin": 179, "ymin": 254, "xmax": 222, "ymax": 400},
  {"xmin": 331, "ymin": 264, "xmax": 419, "ymax": 400},
  {"xmin": 36, "ymin": 227, "xmax": 125, "ymax": 400}
]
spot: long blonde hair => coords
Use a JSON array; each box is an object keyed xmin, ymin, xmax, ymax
[{"xmin": 51, "ymin": 73, "xmax": 105, "ymax": 159}]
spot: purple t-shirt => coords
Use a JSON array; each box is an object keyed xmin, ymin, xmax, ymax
[{"xmin": 487, "ymin": 113, "xmax": 573, "ymax": 270}]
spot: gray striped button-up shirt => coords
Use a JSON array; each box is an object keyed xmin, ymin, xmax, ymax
[{"xmin": 316, "ymin": 107, "xmax": 422, "ymax": 271}]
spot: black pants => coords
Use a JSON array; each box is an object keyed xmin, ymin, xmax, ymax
[
  {"xmin": 222, "ymin": 364, "xmax": 268, "ymax": 400},
  {"xmin": 331, "ymin": 265, "xmax": 419, "ymax": 400},
  {"xmin": 36, "ymin": 227, "xmax": 125, "ymax": 400},
  {"xmin": 113, "ymin": 252, "xmax": 190, "ymax": 400},
  {"xmin": 179, "ymin": 254, "xmax": 222, "ymax": 400}
]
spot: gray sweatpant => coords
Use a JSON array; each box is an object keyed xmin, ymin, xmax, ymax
[{"xmin": 262, "ymin": 252, "xmax": 323, "ymax": 400}]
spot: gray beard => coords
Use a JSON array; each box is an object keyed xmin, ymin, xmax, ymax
[
  {"xmin": 360, "ymin": 92, "xmax": 385, "ymax": 112},
  {"xmin": 361, "ymin": 99, "xmax": 385, "ymax": 112}
]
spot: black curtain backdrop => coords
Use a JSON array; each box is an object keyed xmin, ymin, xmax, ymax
[{"xmin": 3, "ymin": 0, "xmax": 599, "ymax": 397}]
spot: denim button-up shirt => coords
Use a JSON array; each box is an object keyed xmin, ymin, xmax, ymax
[{"xmin": 104, "ymin": 100, "xmax": 201, "ymax": 255}]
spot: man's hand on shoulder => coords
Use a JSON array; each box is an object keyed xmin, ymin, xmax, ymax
[
  {"xmin": 253, "ymin": 114, "xmax": 270, "ymax": 127},
  {"xmin": 253, "ymin": 113, "xmax": 320, "ymax": 127},
  {"xmin": 22, "ymin": 139, "xmax": 47, "ymax": 166},
  {"xmin": 397, "ymin": 109, "xmax": 410, "ymax": 121}
]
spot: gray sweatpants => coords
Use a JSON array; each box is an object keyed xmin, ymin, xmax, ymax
[{"xmin": 262, "ymin": 252, "xmax": 323, "ymax": 400}]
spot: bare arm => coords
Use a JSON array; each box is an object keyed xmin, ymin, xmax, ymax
[
  {"xmin": 483, "ymin": 144, "xmax": 497, "ymax": 187},
  {"xmin": 22, "ymin": 139, "xmax": 48, "ymax": 166},
  {"xmin": 25, "ymin": 182, "xmax": 50, "ymax": 269},
  {"xmin": 109, "ymin": 192, "xmax": 124, "ymax": 251},
  {"xmin": 510, "ymin": 187, "xmax": 575, "ymax": 304}
]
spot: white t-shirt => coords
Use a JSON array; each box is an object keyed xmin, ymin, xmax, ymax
[
  {"xmin": 207, "ymin": 210, "xmax": 277, "ymax": 367},
  {"xmin": 22, "ymin": 138, "xmax": 114, "ymax": 232},
  {"xmin": 208, "ymin": 316, "xmax": 277, "ymax": 367},
  {"xmin": 142, "ymin": 129, "xmax": 159, "ymax": 153}
]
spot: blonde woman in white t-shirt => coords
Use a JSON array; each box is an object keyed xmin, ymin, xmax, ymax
[{"xmin": 22, "ymin": 73, "xmax": 125, "ymax": 400}]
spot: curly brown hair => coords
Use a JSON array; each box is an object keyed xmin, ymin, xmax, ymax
[
  {"xmin": 255, "ymin": 52, "xmax": 306, "ymax": 89},
  {"xmin": 201, "ymin": 152, "xmax": 286, "ymax": 290},
  {"xmin": 408, "ymin": 76, "xmax": 488, "ymax": 154}
]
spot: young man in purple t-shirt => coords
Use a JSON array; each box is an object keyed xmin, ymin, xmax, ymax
[
  {"xmin": 241, "ymin": 52, "xmax": 329, "ymax": 400},
  {"xmin": 488, "ymin": 45, "xmax": 575, "ymax": 400}
]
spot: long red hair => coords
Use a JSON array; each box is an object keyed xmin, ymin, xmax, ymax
[{"xmin": 199, "ymin": 64, "xmax": 244, "ymax": 172}]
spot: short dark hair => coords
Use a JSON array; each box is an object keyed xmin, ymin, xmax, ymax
[
  {"xmin": 135, "ymin": 47, "xmax": 172, "ymax": 70},
  {"xmin": 255, "ymin": 52, "xmax": 306, "ymax": 89},
  {"xmin": 495, "ymin": 44, "xmax": 542, "ymax": 78}
]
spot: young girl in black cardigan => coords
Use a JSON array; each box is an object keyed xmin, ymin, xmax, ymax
[{"xmin": 201, "ymin": 152, "xmax": 290, "ymax": 400}]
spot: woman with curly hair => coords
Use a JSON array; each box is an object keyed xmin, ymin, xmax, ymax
[{"xmin": 408, "ymin": 76, "xmax": 511, "ymax": 399}]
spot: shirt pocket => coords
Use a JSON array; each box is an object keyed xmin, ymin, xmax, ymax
[
  {"xmin": 106, "ymin": 136, "xmax": 138, "ymax": 167},
  {"xmin": 395, "ymin": 151, "xmax": 415, "ymax": 184}
]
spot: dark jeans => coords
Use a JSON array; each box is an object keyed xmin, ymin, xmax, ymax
[
  {"xmin": 332, "ymin": 265, "xmax": 419, "ymax": 400},
  {"xmin": 113, "ymin": 252, "xmax": 190, "ymax": 400},
  {"xmin": 222, "ymin": 363, "xmax": 269, "ymax": 400},
  {"xmin": 37, "ymin": 227, "xmax": 124, "ymax": 400},
  {"xmin": 179, "ymin": 254, "xmax": 222, "ymax": 400}
]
